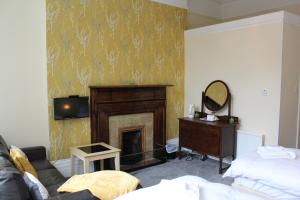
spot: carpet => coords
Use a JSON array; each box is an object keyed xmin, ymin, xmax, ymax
[{"xmin": 131, "ymin": 158, "xmax": 234, "ymax": 187}]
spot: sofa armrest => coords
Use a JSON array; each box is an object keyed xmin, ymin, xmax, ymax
[
  {"xmin": 21, "ymin": 146, "xmax": 46, "ymax": 161},
  {"xmin": 48, "ymin": 190, "xmax": 99, "ymax": 200}
]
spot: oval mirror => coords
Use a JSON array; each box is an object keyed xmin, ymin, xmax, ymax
[{"xmin": 204, "ymin": 80, "xmax": 229, "ymax": 111}]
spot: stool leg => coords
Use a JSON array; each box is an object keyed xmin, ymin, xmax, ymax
[
  {"xmin": 83, "ymin": 160, "xmax": 89, "ymax": 174},
  {"xmin": 71, "ymin": 155, "xmax": 76, "ymax": 175},
  {"xmin": 115, "ymin": 152, "xmax": 120, "ymax": 170},
  {"xmin": 100, "ymin": 160, "xmax": 104, "ymax": 170}
]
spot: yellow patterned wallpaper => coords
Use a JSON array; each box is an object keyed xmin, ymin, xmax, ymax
[{"xmin": 46, "ymin": 0, "xmax": 186, "ymax": 160}]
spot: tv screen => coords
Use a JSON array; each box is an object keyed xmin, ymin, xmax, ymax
[{"xmin": 53, "ymin": 96, "xmax": 89, "ymax": 120}]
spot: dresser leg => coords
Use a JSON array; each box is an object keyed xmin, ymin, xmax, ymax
[
  {"xmin": 201, "ymin": 154, "xmax": 208, "ymax": 161},
  {"xmin": 219, "ymin": 158, "xmax": 223, "ymax": 174},
  {"xmin": 178, "ymin": 145, "xmax": 182, "ymax": 160}
]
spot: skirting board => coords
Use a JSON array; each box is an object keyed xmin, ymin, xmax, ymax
[
  {"xmin": 51, "ymin": 158, "xmax": 94, "ymax": 178},
  {"xmin": 54, "ymin": 130, "xmax": 264, "ymax": 177},
  {"xmin": 167, "ymin": 138, "xmax": 231, "ymax": 164}
]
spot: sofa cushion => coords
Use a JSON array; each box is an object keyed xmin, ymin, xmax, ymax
[
  {"xmin": 48, "ymin": 190, "xmax": 99, "ymax": 200},
  {"xmin": 0, "ymin": 135, "xmax": 9, "ymax": 158},
  {"xmin": 31, "ymin": 160, "xmax": 55, "ymax": 171},
  {"xmin": 0, "ymin": 167, "xmax": 31, "ymax": 200},
  {"xmin": 22, "ymin": 146, "xmax": 47, "ymax": 162},
  {"xmin": 0, "ymin": 135, "xmax": 9, "ymax": 149},
  {"xmin": 0, "ymin": 145, "xmax": 9, "ymax": 159},
  {"xmin": 23, "ymin": 172, "xmax": 49, "ymax": 200},
  {"xmin": 37, "ymin": 168, "xmax": 66, "ymax": 187},
  {"xmin": 46, "ymin": 183, "xmax": 62, "ymax": 197},
  {"xmin": 0, "ymin": 156, "xmax": 13, "ymax": 168}
]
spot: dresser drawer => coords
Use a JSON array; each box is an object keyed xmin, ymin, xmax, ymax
[{"xmin": 179, "ymin": 120, "xmax": 220, "ymax": 156}]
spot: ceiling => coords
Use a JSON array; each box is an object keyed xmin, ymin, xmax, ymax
[
  {"xmin": 188, "ymin": 0, "xmax": 300, "ymax": 19},
  {"xmin": 153, "ymin": 0, "xmax": 300, "ymax": 20}
]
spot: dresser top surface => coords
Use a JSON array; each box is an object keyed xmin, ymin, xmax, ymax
[{"xmin": 179, "ymin": 117, "xmax": 236, "ymax": 128}]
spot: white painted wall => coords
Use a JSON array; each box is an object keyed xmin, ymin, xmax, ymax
[
  {"xmin": 278, "ymin": 21, "xmax": 300, "ymax": 148},
  {"xmin": 185, "ymin": 13, "xmax": 285, "ymax": 145},
  {"xmin": 0, "ymin": 0, "xmax": 49, "ymax": 150},
  {"xmin": 299, "ymin": 79, "xmax": 300, "ymax": 148}
]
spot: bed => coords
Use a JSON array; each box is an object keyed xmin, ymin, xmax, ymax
[
  {"xmin": 223, "ymin": 147, "xmax": 300, "ymax": 200},
  {"xmin": 116, "ymin": 147, "xmax": 300, "ymax": 200},
  {"xmin": 115, "ymin": 175, "xmax": 267, "ymax": 200}
]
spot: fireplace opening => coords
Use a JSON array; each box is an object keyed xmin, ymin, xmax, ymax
[{"xmin": 119, "ymin": 126, "xmax": 145, "ymax": 165}]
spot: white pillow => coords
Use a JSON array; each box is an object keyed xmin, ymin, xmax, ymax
[
  {"xmin": 23, "ymin": 172, "xmax": 49, "ymax": 200},
  {"xmin": 223, "ymin": 149, "xmax": 300, "ymax": 196}
]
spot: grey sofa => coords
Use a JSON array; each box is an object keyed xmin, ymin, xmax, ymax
[{"xmin": 0, "ymin": 135, "xmax": 98, "ymax": 200}]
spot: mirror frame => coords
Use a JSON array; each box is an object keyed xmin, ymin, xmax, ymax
[{"xmin": 203, "ymin": 80, "xmax": 230, "ymax": 112}]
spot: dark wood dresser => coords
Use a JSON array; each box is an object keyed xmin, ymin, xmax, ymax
[{"xmin": 178, "ymin": 117, "xmax": 237, "ymax": 174}]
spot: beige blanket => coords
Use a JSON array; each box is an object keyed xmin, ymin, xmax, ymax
[{"xmin": 58, "ymin": 170, "xmax": 139, "ymax": 200}]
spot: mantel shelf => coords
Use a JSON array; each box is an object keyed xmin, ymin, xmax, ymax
[{"xmin": 89, "ymin": 84, "xmax": 173, "ymax": 89}]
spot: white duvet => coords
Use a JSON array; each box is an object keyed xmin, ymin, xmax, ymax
[
  {"xmin": 233, "ymin": 177, "xmax": 300, "ymax": 200},
  {"xmin": 223, "ymin": 148, "xmax": 300, "ymax": 197},
  {"xmin": 115, "ymin": 176, "xmax": 265, "ymax": 200}
]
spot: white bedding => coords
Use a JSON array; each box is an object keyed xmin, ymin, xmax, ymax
[
  {"xmin": 233, "ymin": 177, "xmax": 300, "ymax": 200},
  {"xmin": 115, "ymin": 176, "xmax": 265, "ymax": 200},
  {"xmin": 257, "ymin": 146, "xmax": 296, "ymax": 159},
  {"xmin": 223, "ymin": 148, "xmax": 300, "ymax": 197}
]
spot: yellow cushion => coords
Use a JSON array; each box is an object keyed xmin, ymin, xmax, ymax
[
  {"xmin": 10, "ymin": 148, "xmax": 26, "ymax": 172},
  {"xmin": 10, "ymin": 146, "xmax": 27, "ymax": 159},
  {"xmin": 10, "ymin": 155, "xmax": 24, "ymax": 173},
  {"xmin": 10, "ymin": 145, "xmax": 28, "ymax": 159},
  {"xmin": 10, "ymin": 149, "xmax": 38, "ymax": 178},
  {"xmin": 58, "ymin": 170, "xmax": 139, "ymax": 200}
]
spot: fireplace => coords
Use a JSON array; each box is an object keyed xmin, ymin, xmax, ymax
[
  {"xmin": 109, "ymin": 113, "xmax": 154, "ymax": 170},
  {"xmin": 89, "ymin": 85, "xmax": 171, "ymax": 171},
  {"xmin": 119, "ymin": 126, "xmax": 144, "ymax": 165}
]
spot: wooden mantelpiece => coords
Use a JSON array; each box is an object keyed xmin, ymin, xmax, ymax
[
  {"xmin": 89, "ymin": 85, "xmax": 171, "ymax": 171},
  {"xmin": 89, "ymin": 84, "xmax": 172, "ymax": 89}
]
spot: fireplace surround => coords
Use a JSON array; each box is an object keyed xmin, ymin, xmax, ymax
[{"xmin": 89, "ymin": 85, "xmax": 171, "ymax": 171}]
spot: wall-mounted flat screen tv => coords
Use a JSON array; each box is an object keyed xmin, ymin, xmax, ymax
[{"xmin": 53, "ymin": 96, "xmax": 89, "ymax": 120}]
